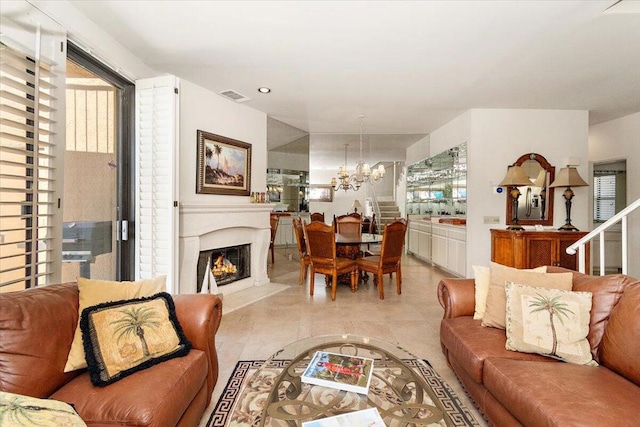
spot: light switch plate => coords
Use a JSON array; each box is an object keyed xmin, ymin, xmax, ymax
[{"xmin": 483, "ymin": 216, "xmax": 500, "ymax": 224}]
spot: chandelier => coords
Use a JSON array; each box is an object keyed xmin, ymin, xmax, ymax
[{"xmin": 330, "ymin": 115, "xmax": 386, "ymax": 192}]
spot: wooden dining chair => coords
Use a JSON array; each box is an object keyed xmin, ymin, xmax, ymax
[
  {"xmin": 357, "ymin": 219, "xmax": 407, "ymax": 299},
  {"xmin": 292, "ymin": 217, "xmax": 311, "ymax": 285},
  {"xmin": 304, "ymin": 221, "xmax": 358, "ymax": 301},
  {"xmin": 361, "ymin": 213, "xmax": 377, "ymax": 234},
  {"xmin": 310, "ymin": 212, "xmax": 325, "ymax": 223},
  {"xmin": 269, "ymin": 214, "xmax": 279, "ymax": 264},
  {"xmin": 335, "ymin": 214, "xmax": 362, "ymax": 237}
]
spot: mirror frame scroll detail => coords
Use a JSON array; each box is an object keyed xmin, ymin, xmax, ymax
[{"xmin": 505, "ymin": 153, "xmax": 555, "ymax": 227}]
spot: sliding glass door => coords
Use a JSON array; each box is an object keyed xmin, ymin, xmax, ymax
[{"xmin": 62, "ymin": 44, "xmax": 135, "ymax": 282}]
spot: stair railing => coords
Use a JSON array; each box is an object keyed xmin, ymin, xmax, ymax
[
  {"xmin": 567, "ymin": 197, "xmax": 640, "ymax": 275},
  {"xmin": 367, "ymin": 183, "xmax": 382, "ymax": 228}
]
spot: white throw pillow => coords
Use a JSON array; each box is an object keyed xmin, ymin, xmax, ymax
[
  {"xmin": 472, "ymin": 265, "xmax": 491, "ymax": 320},
  {"xmin": 505, "ymin": 282, "xmax": 596, "ymax": 365},
  {"xmin": 472, "ymin": 263, "xmax": 547, "ymax": 321},
  {"xmin": 0, "ymin": 392, "xmax": 87, "ymax": 426},
  {"xmin": 481, "ymin": 263, "xmax": 575, "ymax": 329}
]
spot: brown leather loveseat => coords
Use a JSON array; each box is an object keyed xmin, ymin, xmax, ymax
[
  {"xmin": 438, "ymin": 267, "xmax": 640, "ymax": 426},
  {"xmin": 0, "ymin": 282, "xmax": 223, "ymax": 427}
]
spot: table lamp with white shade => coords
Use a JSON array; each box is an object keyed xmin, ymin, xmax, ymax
[
  {"xmin": 499, "ymin": 165, "xmax": 532, "ymax": 230},
  {"xmin": 549, "ymin": 166, "xmax": 588, "ymax": 231},
  {"xmin": 352, "ymin": 199, "xmax": 362, "ymax": 213}
]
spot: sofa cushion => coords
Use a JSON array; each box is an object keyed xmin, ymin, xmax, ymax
[
  {"xmin": 483, "ymin": 357, "xmax": 640, "ymax": 426},
  {"xmin": 505, "ymin": 283, "xmax": 595, "ymax": 365},
  {"xmin": 0, "ymin": 283, "xmax": 81, "ymax": 397},
  {"xmin": 65, "ymin": 276, "xmax": 166, "ymax": 373},
  {"xmin": 482, "ymin": 263, "xmax": 570, "ymax": 329},
  {"xmin": 51, "ymin": 349, "xmax": 207, "ymax": 427},
  {"xmin": 440, "ymin": 317, "xmax": 556, "ymax": 383},
  {"xmin": 564, "ymin": 269, "xmax": 637, "ymax": 361},
  {"xmin": 599, "ymin": 282, "xmax": 640, "ymax": 386}
]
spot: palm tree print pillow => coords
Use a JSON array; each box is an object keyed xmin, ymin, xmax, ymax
[
  {"xmin": 505, "ymin": 282, "xmax": 597, "ymax": 366},
  {"xmin": 0, "ymin": 391, "xmax": 86, "ymax": 426},
  {"xmin": 80, "ymin": 292, "xmax": 191, "ymax": 386}
]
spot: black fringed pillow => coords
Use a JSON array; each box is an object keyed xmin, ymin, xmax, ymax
[{"xmin": 80, "ymin": 292, "xmax": 191, "ymax": 387}]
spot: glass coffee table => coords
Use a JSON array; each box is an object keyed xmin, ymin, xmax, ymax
[{"xmin": 240, "ymin": 334, "xmax": 460, "ymax": 426}]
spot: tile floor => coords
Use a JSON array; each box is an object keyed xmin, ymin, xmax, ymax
[{"xmin": 199, "ymin": 247, "xmax": 487, "ymax": 426}]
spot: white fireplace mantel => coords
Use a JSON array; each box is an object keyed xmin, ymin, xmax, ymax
[{"xmin": 178, "ymin": 202, "xmax": 273, "ymax": 295}]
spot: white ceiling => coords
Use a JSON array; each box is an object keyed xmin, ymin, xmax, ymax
[
  {"xmin": 67, "ymin": 0, "xmax": 640, "ymax": 133},
  {"xmin": 66, "ymin": 0, "xmax": 640, "ymax": 165}
]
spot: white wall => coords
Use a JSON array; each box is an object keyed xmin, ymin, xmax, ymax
[
  {"xmin": 29, "ymin": 0, "xmax": 156, "ymax": 81},
  {"xmin": 373, "ymin": 163, "xmax": 395, "ymax": 198},
  {"xmin": 22, "ymin": 0, "xmax": 272, "ymax": 285},
  {"xmin": 408, "ymin": 109, "xmax": 590, "ymax": 276},
  {"xmin": 467, "ymin": 109, "xmax": 589, "ymax": 273},
  {"xmin": 179, "ymin": 80, "xmax": 267, "ymax": 205},
  {"xmin": 430, "ymin": 111, "xmax": 472, "ymax": 157},
  {"xmin": 309, "ymin": 168, "xmax": 389, "ymax": 221},
  {"xmin": 268, "ymin": 151, "xmax": 309, "ymax": 172},
  {"xmin": 308, "ymin": 169, "xmax": 359, "ymax": 223},
  {"xmin": 406, "ymin": 134, "xmax": 430, "ymax": 165},
  {"xmin": 589, "ymin": 112, "xmax": 640, "ymax": 278}
]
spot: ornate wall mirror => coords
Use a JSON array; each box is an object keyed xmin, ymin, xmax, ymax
[{"xmin": 505, "ymin": 153, "xmax": 555, "ymax": 226}]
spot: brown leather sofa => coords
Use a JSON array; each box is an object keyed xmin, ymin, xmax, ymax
[
  {"xmin": 438, "ymin": 266, "xmax": 640, "ymax": 426},
  {"xmin": 0, "ymin": 282, "xmax": 223, "ymax": 427}
]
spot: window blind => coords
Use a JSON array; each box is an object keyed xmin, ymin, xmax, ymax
[
  {"xmin": 135, "ymin": 76, "xmax": 179, "ymax": 292},
  {"xmin": 0, "ymin": 43, "xmax": 58, "ymax": 290},
  {"xmin": 593, "ymin": 174, "xmax": 616, "ymax": 222}
]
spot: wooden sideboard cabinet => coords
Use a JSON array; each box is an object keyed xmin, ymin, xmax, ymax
[{"xmin": 491, "ymin": 229, "xmax": 590, "ymax": 271}]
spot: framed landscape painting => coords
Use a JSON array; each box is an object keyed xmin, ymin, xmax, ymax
[
  {"xmin": 309, "ymin": 185, "xmax": 333, "ymax": 202},
  {"xmin": 196, "ymin": 130, "xmax": 251, "ymax": 195}
]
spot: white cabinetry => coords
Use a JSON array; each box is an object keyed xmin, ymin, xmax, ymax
[
  {"xmin": 408, "ymin": 220, "xmax": 431, "ymax": 262},
  {"xmin": 431, "ymin": 231, "xmax": 448, "ymax": 267},
  {"xmin": 446, "ymin": 228, "xmax": 466, "ymax": 276},
  {"xmin": 274, "ymin": 215, "xmax": 293, "ymax": 247},
  {"xmin": 430, "ymin": 223, "xmax": 466, "ymax": 277}
]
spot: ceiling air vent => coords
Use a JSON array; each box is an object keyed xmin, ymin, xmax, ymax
[{"xmin": 219, "ymin": 89, "xmax": 251, "ymax": 103}]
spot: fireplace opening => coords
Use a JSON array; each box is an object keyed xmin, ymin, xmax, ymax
[{"xmin": 197, "ymin": 243, "xmax": 251, "ymax": 290}]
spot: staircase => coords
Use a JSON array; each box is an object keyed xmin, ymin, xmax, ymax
[{"xmin": 377, "ymin": 200, "xmax": 401, "ymax": 228}]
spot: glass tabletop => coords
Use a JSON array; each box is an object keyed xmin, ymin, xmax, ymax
[
  {"xmin": 248, "ymin": 334, "xmax": 454, "ymax": 426},
  {"xmin": 335, "ymin": 233, "xmax": 382, "ymax": 245}
]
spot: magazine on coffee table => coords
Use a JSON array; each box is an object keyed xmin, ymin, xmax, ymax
[
  {"xmin": 301, "ymin": 407, "xmax": 386, "ymax": 427},
  {"xmin": 301, "ymin": 351, "xmax": 374, "ymax": 395}
]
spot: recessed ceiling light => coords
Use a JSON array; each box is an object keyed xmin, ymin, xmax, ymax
[{"xmin": 258, "ymin": 87, "xmax": 271, "ymax": 94}]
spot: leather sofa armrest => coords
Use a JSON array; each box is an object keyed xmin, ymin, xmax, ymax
[
  {"xmin": 437, "ymin": 278, "xmax": 475, "ymax": 319},
  {"xmin": 173, "ymin": 294, "xmax": 223, "ymax": 403}
]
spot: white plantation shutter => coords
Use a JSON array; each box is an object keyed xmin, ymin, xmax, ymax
[
  {"xmin": 135, "ymin": 76, "xmax": 179, "ymax": 292},
  {"xmin": 0, "ymin": 33, "xmax": 63, "ymax": 290}
]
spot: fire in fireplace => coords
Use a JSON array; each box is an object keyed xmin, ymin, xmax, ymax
[{"xmin": 197, "ymin": 244, "xmax": 251, "ymax": 290}]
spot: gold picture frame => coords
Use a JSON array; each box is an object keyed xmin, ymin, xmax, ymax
[
  {"xmin": 196, "ymin": 130, "xmax": 251, "ymax": 195},
  {"xmin": 309, "ymin": 185, "xmax": 333, "ymax": 202}
]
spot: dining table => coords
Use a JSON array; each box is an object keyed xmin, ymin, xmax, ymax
[
  {"xmin": 335, "ymin": 232, "xmax": 383, "ymax": 246},
  {"xmin": 334, "ymin": 232, "xmax": 383, "ymax": 284},
  {"xmin": 335, "ymin": 232, "xmax": 382, "ymax": 259}
]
